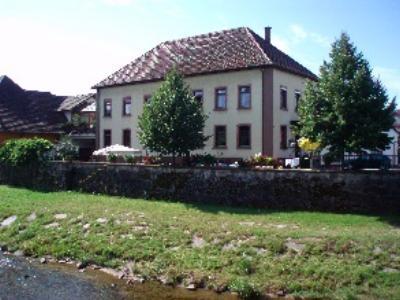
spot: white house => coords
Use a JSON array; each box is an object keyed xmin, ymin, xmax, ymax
[{"xmin": 93, "ymin": 27, "xmax": 317, "ymax": 160}]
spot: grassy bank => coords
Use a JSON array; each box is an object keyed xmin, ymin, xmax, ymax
[{"xmin": 0, "ymin": 185, "xmax": 399, "ymax": 299}]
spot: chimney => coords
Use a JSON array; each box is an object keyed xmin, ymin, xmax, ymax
[{"xmin": 265, "ymin": 26, "xmax": 271, "ymax": 44}]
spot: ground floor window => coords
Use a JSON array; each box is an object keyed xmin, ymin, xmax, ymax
[
  {"xmin": 280, "ymin": 125, "xmax": 288, "ymax": 149},
  {"xmin": 122, "ymin": 129, "xmax": 131, "ymax": 147},
  {"xmin": 237, "ymin": 124, "xmax": 251, "ymax": 148},
  {"xmin": 214, "ymin": 125, "xmax": 227, "ymax": 148},
  {"xmin": 104, "ymin": 129, "xmax": 111, "ymax": 147}
]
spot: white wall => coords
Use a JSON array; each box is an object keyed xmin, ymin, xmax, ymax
[{"xmin": 98, "ymin": 70, "xmax": 263, "ymax": 159}]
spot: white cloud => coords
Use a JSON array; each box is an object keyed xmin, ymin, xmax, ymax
[
  {"xmin": 102, "ymin": 0, "xmax": 134, "ymax": 5},
  {"xmin": 271, "ymin": 35, "xmax": 291, "ymax": 54},
  {"xmin": 374, "ymin": 67, "xmax": 400, "ymax": 100},
  {"xmin": 289, "ymin": 24, "xmax": 330, "ymax": 48},
  {"xmin": 290, "ymin": 24, "xmax": 307, "ymax": 41}
]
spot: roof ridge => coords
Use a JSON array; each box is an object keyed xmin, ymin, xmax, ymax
[
  {"xmin": 244, "ymin": 27, "xmax": 271, "ymax": 64},
  {"xmin": 163, "ymin": 26, "xmax": 248, "ymax": 46}
]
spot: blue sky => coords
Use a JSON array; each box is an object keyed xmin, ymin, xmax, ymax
[{"xmin": 0, "ymin": 0, "xmax": 399, "ymax": 102}]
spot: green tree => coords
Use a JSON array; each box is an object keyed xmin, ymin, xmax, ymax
[
  {"xmin": 297, "ymin": 32, "xmax": 396, "ymax": 162},
  {"xmin": 138, "ymin": 68, "xmax": 208, "ymax": 165}
]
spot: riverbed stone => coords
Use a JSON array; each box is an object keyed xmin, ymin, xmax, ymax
[
  {"xmin": 96, "ymin": 218, "xmax": 108, "ymax": 224},
  {"xmin": 192, "ymin": 235, "xmax": 206, "ymax": 248},
  {"xmin": 27, "ymin": 212, "xmax": 37, "ymax": 222},
  {"xmin": 54, "ymin": 213, "xmax": 67, "ymax": 220},
  {"xmin": 285, "ymin": 240, "xmax": 305, "ymax": 254},
  {"xmin": 45, "ymin": 222, "xmax": 60, "ymax": 229},
  {"xmin": 1, "ymin": 215, "xmax": 17, "ymax": 227}
]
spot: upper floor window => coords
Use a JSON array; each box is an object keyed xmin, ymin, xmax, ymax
[
  {"xmin": 123, "ymin": 97, "xmax": 131, "ymax": 116},
  {"xmin": 122, "ymin": 129, "xmax": 131, "ymax": 147},
  {"xmin": 215, "ymin": 87, "xmax": 227, "ymax": 110},
  {"xmin": 214, "ymin": 125, "xmax": 227, "ymax": 148},
  {"xmin": 193, "ymin": 90, "xmax": 204, "ymax": 103},
  {"xmin": 238, "ymin": 86, "xmax": 251, "ymax": 109},
  {"xmin": 295, "ymin": 91, "xmax": 301, "ymax": 112},
  {"xmin": 280, "ymin": 87, "xmax": 287, "ymax": 110},
  {"xmin": 143, "ymin": 94, "xmax": 152, "ymax": 104},
  {"xmin": 104, "ymin": 99, "xmax": 112, "ymax": 117},
  {"xmin": 237, "ymin": 124, "xmax": 251, "ymax": 148},
  {"xmin": 104, "ymin": 129, "xmax": 111, "ymax": 147},
  {"xmin": 280, "ymin": 125, "xmax": 288, "ymax": 149}
]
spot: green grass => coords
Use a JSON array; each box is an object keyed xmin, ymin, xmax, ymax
[{"xmin": 0, "ymin": 185, "xmax": 399, "ymax": 299}]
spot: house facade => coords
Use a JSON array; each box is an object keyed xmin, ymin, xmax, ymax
[
  {"xmin": 94, "ymin": 27, "xmax": 316, "ymax": 159},
  {"xmin": 0, "ymin": 75, "xmax": 97, "ymax": 160}
]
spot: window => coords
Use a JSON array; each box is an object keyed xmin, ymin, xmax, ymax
[
  {"xmin": 215, "ymin": 87, "xmax": 227, "ymax": 110},
  {"xmin": 237, "ymin": 125, "xmax": 251, "ymax": 148},
  {"xmin": 280, "ymin": 87, "xmax": 287, "ymax": 110},
  {"xmin": 143, "ymin": 95, "xmax": 152, "ymax": 104},
  {"xmin": 280, "ymin": 125, "xmax": 287, "ymax": 149},
  {"xmin": 238, "ymin": 86, "xmax": 251, "ymax": 109},
  {"xmin": 214, "ymin": 125, "xmax": 227, "ymax": 148},
  {"xmin": 295, "ymin": 91, "xmax": 301, "ymax": 112},
  {"xmin": 104, "ymin": 129, "xmax": 111, "ymax": 147},
  {"xmin": 104, "ymin": 99, "xmax": 112, "ymax": 117},
  {"xmin": 193, "ymin": 90, "xmax": 203, "ymax": 103},
  {"xmin": 122, "ymin": 97, "xmax": 131, "ymax": 116},
  {"xmin": 122, "ymin": 129, "xmax": 131, "ymax": 147}
]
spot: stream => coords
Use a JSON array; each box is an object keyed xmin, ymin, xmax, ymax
[{"xmin": 0, "ymin": 252, "xmax": 236, "ymax": 300}]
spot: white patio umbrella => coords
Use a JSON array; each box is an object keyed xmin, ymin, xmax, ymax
[{"xmin": 93, "ymin": 144, "xmax": 142, "ymax": 156}]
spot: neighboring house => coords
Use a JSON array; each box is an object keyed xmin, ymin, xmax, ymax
[
  {"xmin": 0, "ymin": 75, "xmax": 66, "ymax": 144},
  {"xmin": 93, "ymin": 27, "xmax": 317, "ymax": 160},
  {"xmin": 57, "ymin": 94, "xmax": 97, "ymax": 160},
  {"xmin": 0, "ymin": 75, "xmax": 96, "ymax": 159}
]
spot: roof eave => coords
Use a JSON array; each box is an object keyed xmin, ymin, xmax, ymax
[{"xmin": 93, "ymin": 64, "xmax": 317, "ymax": 90}]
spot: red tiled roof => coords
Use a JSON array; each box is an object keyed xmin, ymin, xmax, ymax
[{"xmin": 94, "ymin": 27, "xmax": 317, "ymax": 89}]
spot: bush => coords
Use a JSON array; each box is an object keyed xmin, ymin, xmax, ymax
[
  {"xmin": 0, "ymin": 138, "xmax": 53, "ymax": 167},
  {"xmin": 125, "ymin": 154, "xmax": 136, "ymax": 164},
  {"xmin": 107, "ymin": 153, "xmax": 118, "ymax": 163},
  {"xmin": 229, "ymin": 278, "xmax": 260, "ymax": 299},
  {"xmin": 190, "ymin": 153, "xmax": 217, "ymax": 166},
  {"xmin": 142, "ymin": 155, "xmax": 161, "ymax": 165},
  {"xmin": 249, "ymin": 153, "xmax": 278, "ymax": 168},
  {"xmin": 52, "ymin": 137, "xmax": 78, "ymax": 161}
]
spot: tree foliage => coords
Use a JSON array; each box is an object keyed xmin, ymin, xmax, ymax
[
  {"xmin": 297, "ymin": 33, "xmax": 396, "ymax": 159},
  {"xmin": 0, "ymin": 138, "xmax": 53, "ymax": 167},
  {"xmin": 138, "ymin": 69, "xmax": 208, "ymax": 161}
]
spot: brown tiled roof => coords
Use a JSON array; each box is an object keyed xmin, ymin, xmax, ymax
[
  {"xmin": 57, "ymin": 93, "xmax": 96, "ymax": 112},
  {"xmin": 0, "ymin": 76, "xmax": 67, "ymax": 133},
  {"xmin": 94, "ymin": 27, "xmax": 317, "ymax": 89}
]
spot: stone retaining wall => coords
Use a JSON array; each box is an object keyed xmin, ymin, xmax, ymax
[{"xmin": 1, "ymin": 161, "xmax": 399, "ymax": 213}]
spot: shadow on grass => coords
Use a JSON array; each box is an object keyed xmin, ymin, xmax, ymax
[
  {"xmin": 178, "ymin": 200, "xmax": 400, "ymax": 228},
  {"xmin": 2, "ymin": 183, "xmax": 400, "ymax": 228}
]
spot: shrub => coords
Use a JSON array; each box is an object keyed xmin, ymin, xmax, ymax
[
  {"xmin": 0, "ymin": 138, "xmax": 53, "ymax": 167},
  {"xmin": 190, "ymin": 153, "xmax": 217, "ymax": 166},
  {"xmin": 229, "ymin": 278, "xmax": 260, "ymax": 299},
  {"xmin": 107, "ymin": 153, "xmax": 118, "ymax": 163},
  {"xmin": 142, "ymin": 155, "xmax": 161, "ymax": 165},
  {"xmin": 52, "ymin": 137, "xmax": 78, "ymax": 161},
  {"xmin": 249, "ymin": 153, "xmax": 278, "ymax": 168},
  {"xmin": 125, "ymin": 154, "xmax": 136, "ymax": 164}
]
